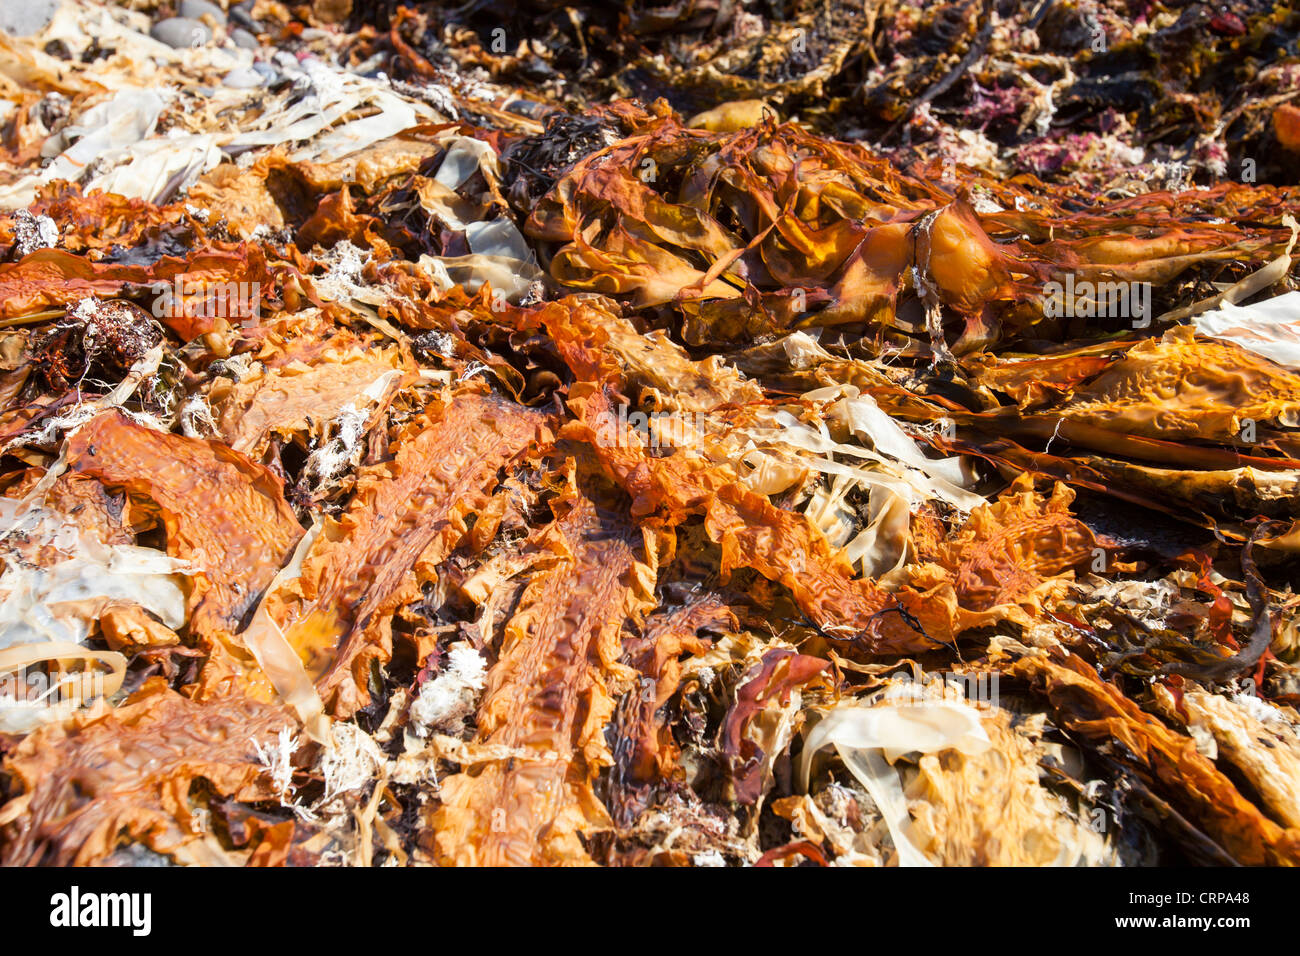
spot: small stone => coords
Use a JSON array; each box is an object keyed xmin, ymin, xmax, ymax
[
  {"xmin": 223, "ymin": 67, "xmax": 264, "ymax": 89},
  {"xmin": 251, "ymin": 61, "xmax": 278, "ymax": 81},
  {"xmin": 150, "ymin": 17, "xmax": 212, "ymax": 49},
  {"xmin": 230, "ymin": 27, "xmax": 259, "ymax": 50},
  {"xmin": 179, "ymin": 0, "xmax": 228, "ymax": 26},
  {"xmin": 230, "ymin": 2, "xmax": 258, "ymax": 31},
  {"xmin": 0, "ymin": 0, "xmax": 58, "ymax": 37}
]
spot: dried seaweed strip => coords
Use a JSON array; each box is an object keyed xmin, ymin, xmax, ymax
[
  {"xmin": 918, "ymin": 475, "xmax": 1099, "ymax": 619},
  {"xmin": 554, "ymin": 323, "xmax": 1103, "ymax": 658},
  {"xmin": 65, "ymin": 411, "xmax": 304, "ymax": 643},
  {"xmin": 905, "ymin": 707, "xmax": 1115, "ymax": 866},
  {"xmin": 213, "ymin": 345, "xmax": 414, "ymax": 456},
  {"xmin": 1011, "ymin": 650, "xmax": 1300, "ymax": 866},
  {"xmin": 560, "ymin": 379, "xmax": 943, "ymax": 652},
  {"xmin": 431, "ymin": 491, "xmax": 657, "ymax": 865},
  {"xmin": 0, "ymin": 246, "xmax": 275, "ymax": 340},
  {"xmin": 722, "ymin": 648, "xmax": 831, "ymax": 805},
  {"xmin": 20, "ymin": 186, "xmax": 208, "ymax": 257},
  {"xmin": 607, "ymin": 596, "xmax": 731, "ymax": 822},
  {"xmin": 544, "ymin": 310, "xmax": 992, "ymax": 653},
  {"xmin": 267, "ymin": 390, "xmax": 550, "ymax": 717},
  {"xmin": 1156, "ymin": 685, "xmax": 1300, "ymax": 832},
  {"xmin": 0, "ymin": 679, "xmax": 290, "ymax": 866},
  {"xmin": 1055, "ymin": 328, "xmax": 1300, "ymax": 442},
  {"xmin": 536, "ymin": 297, "xmax": 763, "ymax": 413}
]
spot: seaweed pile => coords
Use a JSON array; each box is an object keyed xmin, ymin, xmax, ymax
[
  {"xmin": 364, "ymin": 0, "xmax": 1300, "ymax": 189},
  {"xmin": 0, "ymin": 0, "xmax": 1299, "ymax": 867}
]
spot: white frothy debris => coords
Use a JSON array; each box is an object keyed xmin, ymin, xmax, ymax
[
  {"xmin": 1231, "ymin": 689, "xmax": 1290, "ymax": 726},
  {"xmin": 302, "ymin": 403, "xmax": 369, "ymax": 487},
  {"xmin": 968, "ymin": 188, "xmax": 1004, "ymax": 214},
  {"xmin": 253, "ymin": 726, "xmax": 300, "ymax": 805},
  {"xmin": 422, "ymin": 331, "xmax": 454, "ymax": 357},
  {"xmin": 184, "ymin": 203, "xmax": 211, "ymax": 223},
  {"xmin": 67, "ymin": 296, "xmax": 99, "ymax": 323},
  {"xmin": 409, "ymin": 642, "xmax": 488, "ymax": 737},
  {"xmin": 318, "ymin": 720, "xmax": 386, "ymax": 806},
  {"xmin": 421, "ymin": 82, "xmax": 459, "ymax": 120},
  {"xmin": 179, "ymin": 393, "xmax": 218, "ymax": 438},
  {"xmin": 65, "ymin": 296, "xmax": 115, "ymax": 368},
  {"xmin": 693, "ymin": 850, "xmax": 727, "ymax": 867},
  {"xmin": 256, "ymin": 721, "xmax": 395, "ymax": 828},
  {"xmin": 12, "ymin": 209, "xmax": 58, "ymax": 256},
  {"xmin": 454, "ymin": 69, "xmax": 496, "ymax": 105},
  {"xmin": 1153, "ymin": 159, "xmax": 1191, "ymax": 191},
  {"xmin": 300, "ymin": 370, "xmax": 400, "ymax": 494},
  {"xmin": 313, "ymin": 240, "xmax": 371, "ymax": 302}
]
